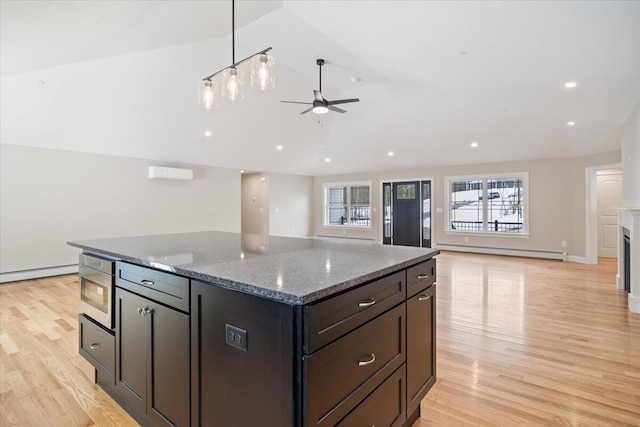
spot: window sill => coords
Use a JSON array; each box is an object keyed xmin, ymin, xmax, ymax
[{"xmin": 444, "ymin": 230, "xmax": 530, "ymax": 238}]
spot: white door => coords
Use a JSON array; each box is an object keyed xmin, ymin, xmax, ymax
[{"xmin": 597, "ymin": 170, "xmax": 622, "ymax": 258}]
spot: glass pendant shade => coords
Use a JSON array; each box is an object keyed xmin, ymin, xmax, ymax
[
  {"xmin": 223, "ymin": 67, "xmax": 244, "ymax": 101},
  {"xmin": 198, "ymin": 79, "xmax": 218, "ymax": 109},
  {"xmin": 251, "ymin": 53, "xmax": 276, "ymax": 90}
]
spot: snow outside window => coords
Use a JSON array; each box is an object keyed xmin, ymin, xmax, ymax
[
  {"xmin": 324, "ymin": 182, "xmax": 372, "ymax": 228},
  {"xmin": 445, "ymin": 174, "xmax": 528, "ymax": 235}
]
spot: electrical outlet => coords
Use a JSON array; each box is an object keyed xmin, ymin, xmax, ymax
[
  {"xmin": 464, "ymin": 236, "xmax": 469, "ymax": 242},
  {"xmin": 562, "ymin": 240, "xmax": 567, "ymax": 247},
  {"xmin": 225, "ymin": 324, "xmax": 247, "ymax": 352}
]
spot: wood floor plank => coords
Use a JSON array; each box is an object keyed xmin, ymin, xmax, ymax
[
  {"xmin": 0, "ymin": 252, "xmax": 638, "ymax": 426},
  {"xmin": 420, "ymin": 253, "xmax": 640, "ymax": 427}
]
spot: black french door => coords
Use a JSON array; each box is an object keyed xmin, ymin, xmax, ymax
[{"xmin": 383, "ymin": 180, "xmax": 431, "ymax": 248}]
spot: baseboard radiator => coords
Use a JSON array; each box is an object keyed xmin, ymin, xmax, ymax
[
  {"xmin": 316, "ymin": 235, "xmax": 377, "ymax": 243},
  {"xmin": 435, "ymin": 244, "xmax": 567, "ymax": 261},
  {"xmin": 0, "ymin": 264, "xmax": 79, "ymax": 284}
]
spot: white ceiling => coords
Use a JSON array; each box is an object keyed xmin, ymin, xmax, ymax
[{"xmin": 1, "ymin": 0, "xmax": 639, "ymax": 176}]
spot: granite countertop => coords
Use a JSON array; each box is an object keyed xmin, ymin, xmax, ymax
[{"xmin": 68, "ymin": 231, "xmax": 439, "ymax": 305}]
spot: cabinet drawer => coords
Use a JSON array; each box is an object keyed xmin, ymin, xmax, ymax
[
  {"xmin": 336, "ymin": 366, "xmax": 406, "ymax": 427},
  {"xmin": 304, "ymin": 304, "xmax": 406, "ymax": 427},
  {"xmin": 116, "ymin": 262, "xmax": 189, "ymax": 312},
  {"xmin": 304, "ymin": 270, "xmax": 405, "ymax": 354},
  {"xmin": 406, "ymin": 258, "xmax": 436, "ymax": 298},
  {"xmin": 79, "ymin": 314, "xmax": 115, "ymax": 383}
]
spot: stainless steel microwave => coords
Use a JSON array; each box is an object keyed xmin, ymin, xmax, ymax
[{"xmin": 78, "ymin": 253, "xmax": 114, "ymax": 329}]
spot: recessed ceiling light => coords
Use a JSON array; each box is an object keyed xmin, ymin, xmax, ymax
[
  {"xmin": 564, "ymin": 81, "xmax": 577, "ymax": 89},
  {"xmin": 470, "ymin": 141, "xmax": 479, "ymax": 148},
  {"xmin": 567, "ymin": 121, "xmax": 576, "ymax": 126},
  {"xmin": 388, "ymin": 151, "xmax": 394, "ymax": 156},
  {"xmin": 239, "ymin": 170, "xmax": 245, "ymax": 174},
  {"xmin": 276, "ymin": 145, "xmax": 283, "ymax": 150},
  {"xmin": 204, "ymin": 131, "xmax": 212, "ymax": 137},
  {"xmin": 350, "ymin": 76, "xmax": 361, "ymax": 83},
  {"xmin": 325, "ymin": 158, "xmax": 331, "ymax": 163}
]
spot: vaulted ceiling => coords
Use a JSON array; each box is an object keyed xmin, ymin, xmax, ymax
[{"xmin": 2, "ymin": 1, "xmax": 639, "ymax": 175}]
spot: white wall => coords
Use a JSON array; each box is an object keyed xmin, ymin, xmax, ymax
[
  {"xmin": 0, "ymin": 144, "xmax": 240, "ymax": 279},
  {"xmin": 267, "ymin": 172, "xmax": 314, "ymax": 238},
  {"xmin": 241, "ymin": 172, "xmax": 314, "ymax": 238},
  {"xmin": 622, "ymin": 100, "xmax": 640, "ymax": 208},
  {"xmin": 314, "ymin": 150, "xmax": 621, "ymax": 259}
]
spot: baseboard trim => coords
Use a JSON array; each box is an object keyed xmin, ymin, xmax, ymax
[
  {"xmin": 435, "ymin": 244, "xmax": 567, "ymax": 261},
  {"xmin": 567, "ymin": 255, "xmax": 588, "ymax": 264},
  {"xmin": 629, "ymin": 293, "xmax": 640, "ymax": 314},
  {"xmin": 316, "ymin": 235, "xmax": 377, "ymax": 243},
  {"xmin": 616, "ymin": 273, "xmax": 625, "ymax": 290},
  {"xmin": 0, "ymin": 265, "xmax": 78, "ymax": 283}
]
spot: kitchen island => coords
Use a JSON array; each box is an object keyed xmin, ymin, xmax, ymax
[{"xmin": 68, "ymin": 231, "xmax": 439, "ymax": 427}]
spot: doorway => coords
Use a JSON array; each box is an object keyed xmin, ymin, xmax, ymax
[
  {"xmin": 585, "ymin": 164, "xmax": 623, "ymax": 264},
  {"xmin": 596, "ymin": 170, "xmax": 623, "ymax": 258},
  {"xmin": 383, "ymin": 180, "xmax": 431, "ymax": 248}
]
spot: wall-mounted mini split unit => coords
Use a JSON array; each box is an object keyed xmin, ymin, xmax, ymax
[{"xmin": 148, "ymin": 166, "xmax": 193, "ymax": 181}]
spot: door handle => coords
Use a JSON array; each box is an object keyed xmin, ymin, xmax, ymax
[
  {"xmin": 417, "ymin": 274, "xmax": 430, "ymax": 280},
  {"xmin": 141, "ymin": 307, "xmax": 152, "ymax": 317},
  {"xmin": 418, "ymin": 294, "xmax": 431, "ymax": 301},
  {"xmin": 89, "ymin": 343, "xmax": 101, "ymax": 350}
]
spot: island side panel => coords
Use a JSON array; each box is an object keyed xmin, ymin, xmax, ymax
[{"xmin": 191, "ymin": 280, "xmax": 295, "ymax": 427}]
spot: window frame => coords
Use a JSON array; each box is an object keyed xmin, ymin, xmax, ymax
[
  {"xmin": 323, "ymin": 181, "xmax": 373, "ymax": 229},
  {"xmin": 444, "ymin": 172, "xmax": 530, "ymax": 237}
]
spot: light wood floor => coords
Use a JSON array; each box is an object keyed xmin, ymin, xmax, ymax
[{"xmin": 1, "ymin": 252, "xmax": 638, "ymax": 426}]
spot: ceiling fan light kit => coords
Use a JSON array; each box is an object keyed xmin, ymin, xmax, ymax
[
  {"xmin": 281, "ymin": 58, "xmax": 360, "ymax": 115},
  {"xmin": 198, "ymin": 0, "xmax": 275, "ymax": 108}
]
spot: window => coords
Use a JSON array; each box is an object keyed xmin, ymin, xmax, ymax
[
  {"xmin": 445, "ymin": 173, "xmax": 528, "ymax": 235},
  {"xmin": 324, "ymin": 182, "xmax": 371, "ymax": 228}
]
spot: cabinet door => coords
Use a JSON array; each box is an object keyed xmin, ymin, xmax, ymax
[
  {"xmin": 115, "ymin": 288, "xmax": 148, "ymax": 415},
  {"xmin": 191, "ymin": 281, "xmax": 294, "ymax": 427},
  {"xmin": 406, "ymin": 284, "xmax": 436, "ymax": 416},
  {"xmin": 116, "ymin": 287, "xmax": 190, "ymax": 427},
  {"xmin": 148, "ymin": 300, "xmax": 190, "ymax": 427}
]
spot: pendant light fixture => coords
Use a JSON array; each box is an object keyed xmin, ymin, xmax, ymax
[{"xmin": 199, "ymin": 0, "xmax": 275, "ymax": 107}]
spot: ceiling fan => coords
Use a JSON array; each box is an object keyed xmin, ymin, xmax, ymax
[{"xmin": 281, "ymin": 59, "xmax": 360, "ymax": 114}]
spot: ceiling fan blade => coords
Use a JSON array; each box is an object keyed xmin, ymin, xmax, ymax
[
  {"xmin": 281, "ymin": 101, "xmax": 313, "ymax": 105},
  {"xmin": 328, "ymin": 105, "xmax": 347, "ymax": 114},
  {"xmin": 313, "ymin": 90, "xmax": 324, "ymax": 102},
  {"xmin": 327, "ymin": 98, "xmax": 360, "ymax": 106},
  {"xmin": 300, "ymin": 107, "xmax": 314, "ymax": 114}
]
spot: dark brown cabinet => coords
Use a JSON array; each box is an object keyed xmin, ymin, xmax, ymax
[
  {"xmin": 190, "ymin": 280, "xmax": 295, "ymax": 427},
  {"xmin": 336, "ymin": 366, "xmax": 406, "ymax": 427},
  {"xmin": 406, "ymin": 283, "xmax": 436, "ymax": 416},
  {"xmin": 115, "ymin": 287, "xmax": 190, "ymax": 427},
  {"xmin": 79, "ymin": 314, "xmax": 115, "ymax": 383},
  {"xmin": 81, "ymin": 252, "xmax": 437, "ymax": 427}
]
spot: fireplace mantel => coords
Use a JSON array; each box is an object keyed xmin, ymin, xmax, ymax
[{"xmin": 617, "ymin": 208, "xmax": 640, "ymax": 313}]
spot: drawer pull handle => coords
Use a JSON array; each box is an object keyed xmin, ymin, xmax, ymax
[
  {"xmin": 89, "ymin": 343, "xmax": 101, "ymax": 350},
  {"xmin": 137, "ymin": 307, "xmax": 143, "ymax": 314},
  {"xmin": 417, "ymin": 274, "xmax": 431, "ymax": 280},
  {"xmin": 358, "ymin": 299, "xmax": 376, "ymax": 308},
  {"xmin": 358, "ymin": 353, "xmax": 376, "ymax": 366},
  {"xmin": 141, "ymin": 307, "xmax": 152, "ymax": 317},
  {"xmin": 418, "ymin": 294, "xmax": 431, "ymax": 301},
  {"xmin": 141, "ymin": 279, "xmax": 155, "ymax": 286}
]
